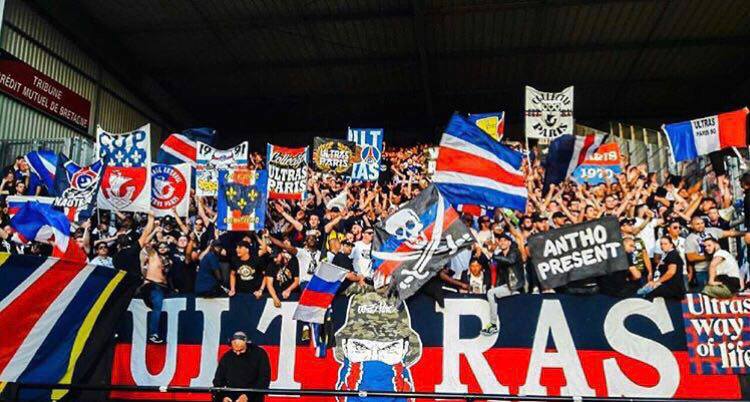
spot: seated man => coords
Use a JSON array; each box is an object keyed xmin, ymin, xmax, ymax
[
  {"xmin": 598, "ymin": 238, "xmax": 642, "ymax": 298},
  {"xmin": 460, "ymin": 257, "xmax": 491, "ymax": 294},
  {"xmin": 702, "ymin": 237, "xmax": 741, "ymax": 299}
]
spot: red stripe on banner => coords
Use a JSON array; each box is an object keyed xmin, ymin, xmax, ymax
[
  {"xmin": 718, "ymin": 107, "xmax": 749, "ymax": 149},
  {"xmin": 298, "ymin": 289, "xmax": 336, "ymax": 308},
  {"xmin": 164, "ymin": 135, "xmax": 196, "ymax": 161},
  {"xmin": 576, "ymin": 135, "xmax": 597, "ymax": 166},
  {"xmin": 0, "ymin": 258, "xmax": 86, "ymax": 372},
  {"xmin": 436, "ymin": 147, "xmax": 525, "ymax": 187},
  {"xmin": 269, "ymin": 191, "xmax": 303, "ymax": 201},
  {"xmin": 109, "ymin": 345, "xmax": 741, "ymax": 401},
  {"xmin": 378, "ymin": 207, "xmax": 460, "ymax": 278},
  {"xmin": 269, "ymin": 145, "xmax": 307, "ymax": 156}
]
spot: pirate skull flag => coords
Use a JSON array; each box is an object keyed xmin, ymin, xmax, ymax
[{"xmin": 372, "ymin": 185, "xmax": 474, "ymax": 301}]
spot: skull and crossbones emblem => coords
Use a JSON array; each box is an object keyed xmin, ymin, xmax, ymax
[{"xmin": 384, "ymin": 209, "xmax": 428, "ymax": 249}]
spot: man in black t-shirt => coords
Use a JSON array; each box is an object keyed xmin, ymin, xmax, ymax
[
  {"xmin": 265, "ymin": 252, "xmax": 300, "ymax": 308},
  {"xmin": 229, "ymin": 240, "xmax": 270, "ymax": 297}
]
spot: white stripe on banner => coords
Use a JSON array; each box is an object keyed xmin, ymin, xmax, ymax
[
  {"xmin": 293, "ymin": 305, "xmax": 326, "ymax": 323},
  {"xmin": 439, "ymin": 134, "xmax": 522, "ymax": 176},
  {"xmin": 432, "ymin": 171, "xmax": 528, "ymax": 198},
  {"xmin": 315, "ymin": 262, "xmax": 349, "ymax": 283},
  {"xmin": 161, "ymin": 143, "xmax": 194, "ymax": 164},
  {"xmin": 0, "ymin": 258, "xmax": 57, "ymax": 314},
  {"xmin": 0, "ymin": 263, "xmax": 96, "ymax": 381}
]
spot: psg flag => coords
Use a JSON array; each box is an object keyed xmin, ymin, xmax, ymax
[{"xmin": 372, "ymin": 185, "xmax": 474, "ymax": 302}]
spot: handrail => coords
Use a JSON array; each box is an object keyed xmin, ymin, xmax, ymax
[{"xmin": 5, "ymin": 383, "xmax": 748, "ymax": 402}]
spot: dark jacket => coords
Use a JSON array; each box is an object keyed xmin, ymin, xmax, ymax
[
  {"xmin": 492, "ymin": 245, "xmax": 525, "ymax": 291},
  {"xmin": 213, "ymin": 343, "xmax": 271, "ymax": 402}
]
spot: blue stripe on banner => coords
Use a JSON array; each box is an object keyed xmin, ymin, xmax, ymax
[
  {"xmin": 435, "ymin": 182, "xmax": 527, "ymax": 212},
  {"xmin": 306, "ymin": 275, "xmax": 341, "ymax": 295},
  {"xmin": 445, "ymin": 114, "xmax": 523, "ymax": 169},
  {"xmin": 16, "ymin": 266, "xmax": 111, "ymax": 385},
  {"xmin": 663, "ymin": 121, "xmax": 699, "ymax": 162},
  {"xmin": 0, "ymin": 254, "xmax": 44, "ymax": 301}
]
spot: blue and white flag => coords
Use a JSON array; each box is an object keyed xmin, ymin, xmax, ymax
[
  {"xmin": 10, "ymin": 201, "xmax": 71, "ymax": 253},
  {"xmin": 25, "ymin": 150, "xmax": 66, "ymax": 196},
  {"xmin": 347, "ymin": 128, "xmax": 384, "ymax": 182},
  {"xmin": 96, "ymin": 124, "xmax": 151, "ymax": 167},
  {"xmin": 433, "ymin": 114, "xmax": 527, "ymax": 211},
  {"xmin": 52, "ymin": 159, "xmax": 104, "ymax": 224}
]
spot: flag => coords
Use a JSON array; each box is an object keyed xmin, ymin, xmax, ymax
[
  {"xmin": 347, "ymin": 128, "xmax": 384, "ymax": 182},
  {"xmin": 151, "ymin": 163, "xmax": 191, "ymax": 217},
  {"xmin": 543, "ymin": 134, "xmax": 606, "ymax": 188},
  {"xmin": 97, "ymin": 166, "xmax": 151, "ymax": 212},
  {"xmin": 24, "ymin": 150, "xmax": 65, "ymax": 196},
  {"xmin": 9, "ymin": 201, "xmax": 71, "ymax": 254},
  {"xmin": 572, "ymin": 142, "xmax": 623, "ymax": 185},
  {"xmin": 371, "ymin": 185, "xmax": 474, "ymax": 302},
  {"xmin": 266, "ymin": 144, "xmax": 308, "ymax": 200},
  {"xmin": 52, "ymin": 159, "xmax": 103, "ymax": 224},
  {"xmin": 181, "ymin": 127, "xmax": 216, "ymax": 146},
  {"xmin": 433, "ymin": 113, "xmax": 527, "ymax": 211},
  {"xmin": 468, "ymin": 112, "xmax": 505, "ymax": 141},
  {"xmin": 96, "ymin": 124, "xmax": 151, "ymax": 167},
  {"xmin": 0, "ymin": 254, "xmax": 139, "ymax": 401},
  {"xmin": 195, "ymin": 141, "xmax": 249, "ymax": 196},
  {"xmin": 456, "ymin": 204, "xmax": 493, "ymax": 218},
  {"xmin": 157, "ymin": 133, "xmax": 196, "ymax": 165},
  {"xmin": 525, "ymin": 86, "xmax": 574, "ymax": 139},
  {"xmin": 6, "ymin": 196, "xmax": 55, "ymax": 218},
  {"xmin": 217, "ymin": 168, "xmax": 268, "ymax": 231},
  {"xmin": 662, "ymin": 107, "xmax": 748, "ymax": 162},
  {"xmin": 293, "ymin": 262, "xmax": 349, "ymax": 324}
]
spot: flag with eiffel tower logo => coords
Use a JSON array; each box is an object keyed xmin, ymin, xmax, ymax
[{"xmin": 217, "ymin": 168, "xmax": 268, "ymax": 231}]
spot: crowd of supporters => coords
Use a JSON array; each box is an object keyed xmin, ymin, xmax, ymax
[{"xmin": 0, "ymin": 142, "xmax": 748, "ymax": 342}]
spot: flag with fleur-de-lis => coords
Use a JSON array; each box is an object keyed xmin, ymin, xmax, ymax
[
  {"xmin": 217, "ymin": 168, "xmax": 268, "ymax": 231},
  {"xmin": 96, "ymin": 124, "xmax": 151, "ymax": 167}
]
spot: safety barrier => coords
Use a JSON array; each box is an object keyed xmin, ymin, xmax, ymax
[
  {"xmin": 3, "ymin": 383, "xmax": 747, "ymax": 402},
  {"xmin": 0, "ymin": 135, "xmax": 94, "ymax": 168}
]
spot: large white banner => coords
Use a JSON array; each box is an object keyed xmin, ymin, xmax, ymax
[
  {"xmin": 96, "ymin": 124, "xmax": 151, "ymax": 167},
  {"xmin": 195, "ymin": 141, "xmax": 248, "ymax": 196},
  {"xmin": 525, "ymin": 86, "xmax": 574, "ymax": 140}
]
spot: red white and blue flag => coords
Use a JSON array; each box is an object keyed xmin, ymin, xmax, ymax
[
  {"xmin": 157, "ymin": 133, "xmax": 197, "ymax": 165},
  {"xmin": 9, "ymin": 201, "xmax": 71, "ymax": 254},
  {"xmin": 293, "ymin": 262, "xmax": 349, "ymax": 324},
  {"xmin": 0, "ymin": 254, "xmax": 138, "ymax": 401},
  {"xmin": 662, "ymin": 107, "xmax": 748, "ymax": 162},
  {"xmin": 433, "ymin": 113, "xmax": 527, "ymax": 211},
  {"xmin": 543, "ymin": 134, "xmax": 606, "ymax": 189},
  {"xmin": 24, "ymin": 150, "xmax": 63, "ymax": 196}
]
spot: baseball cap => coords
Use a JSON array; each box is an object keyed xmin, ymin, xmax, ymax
[{"xmin": 232, "ymin": 331, "xmax": 248, "ymax": 341}]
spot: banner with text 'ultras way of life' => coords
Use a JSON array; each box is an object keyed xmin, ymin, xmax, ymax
[{"xmin": 108, "ymin": 293, "xmax": 745, "ymax": 401}]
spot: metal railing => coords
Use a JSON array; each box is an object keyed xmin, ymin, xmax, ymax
[
  {"xmin": 0, "ymin": 135, "xmax": 95, "ymax": 168},
  {"xmin": 2, "ymin": 383, "xmax": 747, "ymax": 402}
]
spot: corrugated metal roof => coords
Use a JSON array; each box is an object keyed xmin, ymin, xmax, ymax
[{"xmin": 33, "ymin": 0, "xmax": 748, "ymax": 147}]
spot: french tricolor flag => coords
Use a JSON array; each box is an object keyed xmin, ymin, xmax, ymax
[
  {"xmin": 662, "ymin": 107, "xmax": 748, "ymax": 162},
  {"xmin": 293, "ymin": 262, "xmax": 349, "ymax": 324},
  {"xmin": 433, "ymin": 113, "xmax": 528, "ymax": 211}
]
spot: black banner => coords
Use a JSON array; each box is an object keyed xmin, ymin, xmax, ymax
[
  {"xmin": 312, "ymin": 137, "xmax": 359, "ymax": 175},
  {"xmin": 528, "ymin": 216, "xmax": 628, "ymax": 288}
]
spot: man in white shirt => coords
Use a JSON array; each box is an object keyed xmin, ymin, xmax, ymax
[
  {"xmin": 269, "ymin": 234, "xmax": 321, "ymax": 285},
  {"xmin": 685, "ymin": 216, "xmax": 743, "ymax": 288},
  {"xmin": 351, "ymin": 228, "xmax": 373, "ymax": 279},
  {"xmin": 90, "ymin": 243, "xmax": 114, "ymax": 268},
  {"xmin": 702, "ymin": 237, "xmax": 741, "ymax": 299}
]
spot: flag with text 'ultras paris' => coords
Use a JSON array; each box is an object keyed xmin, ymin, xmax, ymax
[{"xmin": 662, "ymin": 107, "xmax": 748, "ymax": 162}]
